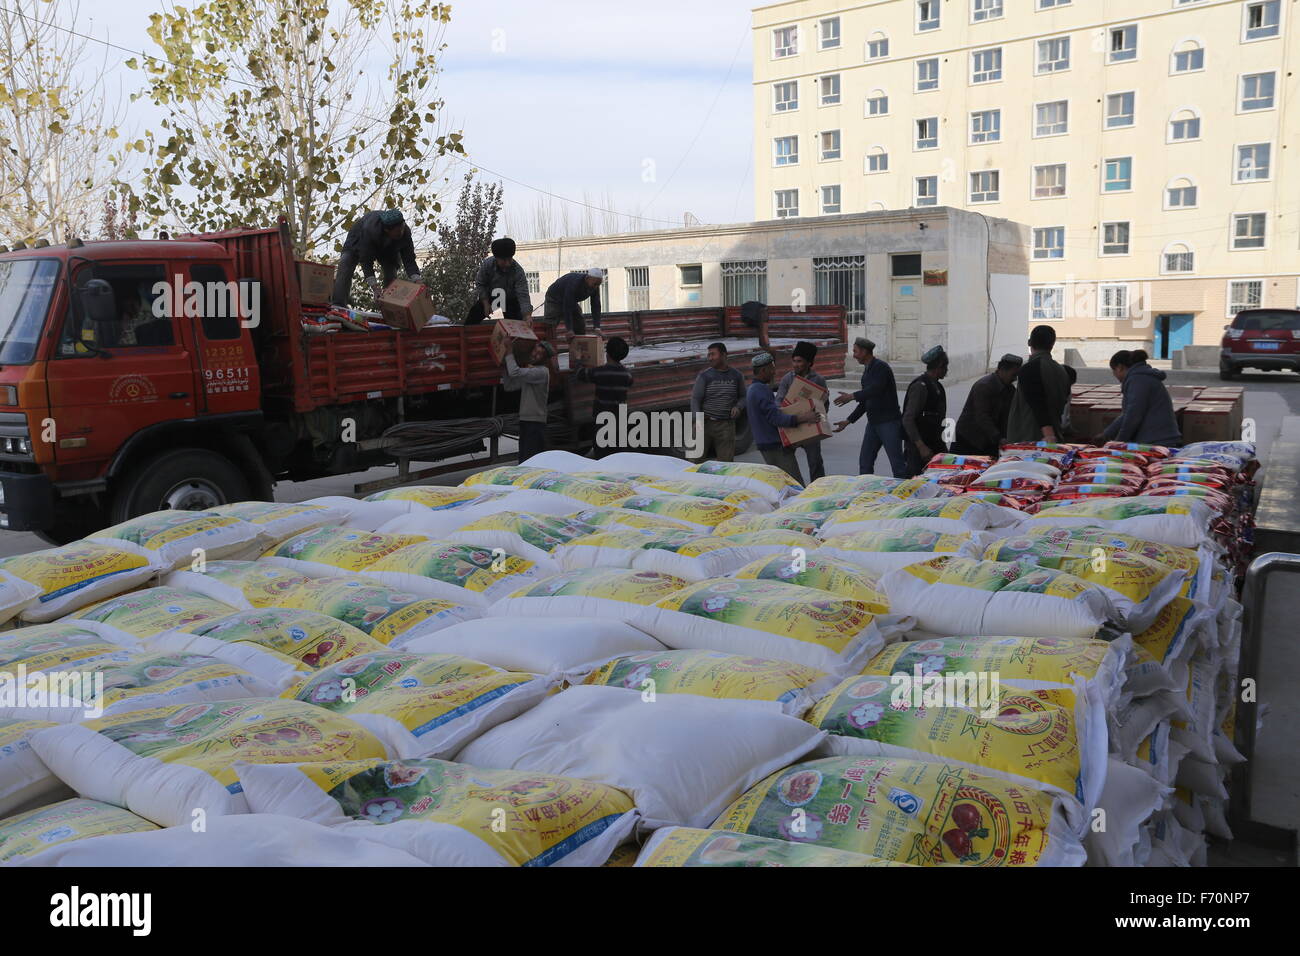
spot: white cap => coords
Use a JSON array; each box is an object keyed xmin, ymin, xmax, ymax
[{"xmin": 587, "ymin": 268, "xmax": 604, "ymax": 279}]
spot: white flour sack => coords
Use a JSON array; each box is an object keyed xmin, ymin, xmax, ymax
[
  {"xmin": 486, "ymin": 568, "xmax": 688, "ymax": 627},
  {"xmin": 636, "ymin": 480, "xmax": 771, "ymax": 514},
  {"xmin": 818, "ymin": 497, "xmax": 1018, "ymax": 538},
  {"xmin": 238, "ymin": 756, "xmax": 639, "ymax": 867},
  {"xmin": 880, "ymin": 557, "xmax": 1116, "ymax": 639},
  {"xmin": 594, "ymin": 451, "xmax": 694, "ymax": 478},
  {"xmin": 2, "ymin": 541, "xmax": 161, "ymax": 623},
  {"xmin": 1083, "ymin": 758, "xmax": 1170, "ymax": 867},
  {"xmin": 161, "ymin": 560, "xmax": 312, "ymax": 610},
  {"xmin": 0, "ymin": 799, "xmax": 159, "ymax": 865},
  {"xmin": 29, "ymin": 698, "xmax": 386, "ymax": 826},
  {"xmin": 0, "ymin": 571, "xmax": 41, "ymax": 626},
  {"xmin": 398, "ymin": 617, "xmax": 666, "ymax": 678},
  {"xmin": 816, "ymin": 528, "xmax": 985, "ymax": 574},
  {"xmin": 207, "ymin": 501, "xmax": 348, "ymax": 549},
  {"xmin": 88, "ymin": 510, "xmax": 262, "ymax": 569},
  {"xmin": 301, "ymin": 496, "xmax": 423, "ymax": 532},
  {"xmin": 713, "ymin": 511, "xmax": 831, "ymax": 537},
  {"xmin": 796, "ymin": 474, "xmax": 937, "ymax": 501},
  {"xmin": 378, "ymin": 490, "xmax": 583, "ymax": 540},
  {"xmin": 516, "ymin": 473, "xmax": 638, "ymax": 509},
  {"xmin": 71, "ymin": 587, "xmax": 239, "ymax": 643},
  {"xmin": 551, "ymin": 528, "xmax": 688, "ymax": 571},
  {"xmin": 456, "ymin": 684, "xmax": 825, "ymax": 830},
  {"xmin": 448, "ymin": 512, "xmax": 600, "ymax": 566},
  {"xmin": 260, "ymin": 527, "xmax": 430, "ymax": 578},
  {"xmin": 569, "ymin": 506, "xmax": 700, "ymax": 533},
  {"xmin": 360, "ymin": 540, "xmax": 547, "ymax": 608},
  {"xmin": 517, "ymin": 449, "xmax": 607, "ymax": 473},
  {"xmin": 614, "ymin": 493, "xmax": 742, "ymax": 531},
  {"xmin": 284, "ymin": 652, "xmax": 552, "ymax": 760},
  {"xmin": 639, "ymin": 578, "xmax": 912, "ymax": 676},
  {"xmin": 631, "ymin": 535, "xmax": 795, "ymax": 582},
  {"xmin": 0, "ymin": 718, "xmax": 75, "ymax": 818},
  {"xmin": 364, "ymin": 484, "xmax": 507, "ymax": 510},
  {"xmin": 730, "ymin": 554, "xmax": 888, "ymax": 610},
  {"xmin": 682, "ymin": 461, "xmax": 802, "ymax": 504},
  {"xmin": 1023, "ymin": 497, "xmax": 1217, "ymax": 549},
  {"xmin": 273, "ymin": 578, "xmax": 479, "ymax": 649}
]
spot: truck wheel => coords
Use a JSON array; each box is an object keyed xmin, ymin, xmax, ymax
[
  {"xmin": 733, "ymin": 414, "xmax": 754, "ymax": 456},
  {"xmin": 110, "ymin": 448, "xmax": 251, "ymax": 523}
]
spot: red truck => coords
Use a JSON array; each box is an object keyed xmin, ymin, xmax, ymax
[{"xmin": 0, "ymin": 223, "xmax": 847, "ymax": 543}]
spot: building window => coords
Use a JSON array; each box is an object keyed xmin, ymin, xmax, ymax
[
  {"xmin": 1243, "ymin": 1, "xmax": 1280, "ymax": 41},
  {"xmin": 1231, "ymin": 213, "xmax": 1266, "ymax": 249},
  {"xmin": 773, "ymin": 81, "xmax": 798, "ymax": 112},
  {"xmin": 971, "ymin": 47, "xmax": 1002, "ymax": 83},
  {"xmin": 1168, "ymin": 109, "xmax": 1200, "ymax": 142},
  {"xmin": 820, "ymin": 130, "xmax": 841, "ymax": 161},
  {"xmin": 970, "ymin": 170, "xmax": 1000, "ymax": 203},
  {"xmin": 1103, "ymin": 157, "xmax": 1132, "ymax": 192},
  {"xmin": 773, "ymin": 26, "xmax": 798, "ymax": 58},
  {"xmin": 1165, "ymin": 178, "xmax": 1198, "ymax": 208},
  {"xmin": 973, "ymin": 0, "xmax": 1003, "ymax": 21},
  {"xmin": 867, "ymin": 91, "xmax": 889, "ymax": 115},
  {"xmin": 1037, "ymin": 37, "xmax": 1070, "ymax": 73},
  {"xmin": 865, "ymin": 147, "xmax": 889, "ymax": 173},
  {"xmin": 820, "ymin": 75, "xmax": 841, "ymax": 106},
  {"xmin": 1102, "ymin": 221, "xmax": 1131, "ymax": 255},
  {"xmin": 525, "ymin": 271, "xmax": 540, "ymax": 294},
  {"xmin": 1236, "ymin": 143, "xmax": 1272, "ymax": 182},
  {"xmin": 625, "ymin": 266, "xmax": 650, "ymax": 311},
  {"xmin": 1109, "ymin": 25, "xmax": 1137, "ymax": 63},
  {"xmin": 1032, "ymin": 286, "xmax": 1064, "ymax": 320},
  {"xmin": 970, "ymin": 109, "xmax": 1001, "ymax": 144},
  {"xmin": 774, "ymin": 136, "xmax": 799, "ymax": 166},
  {"xmin": 819, "ymin": 16, "xmax": 841, "ymax": 49},
  {"xmin": 1172, "ymin": 41, "xmax": 1204, "ymax": 73},
  {"xmin": 915, "ymin": 176, "xmax": 938, "ymax": 206},
  {"xmin": 1033, "ymin": 164, "xmax": 1067, "ymax": 198},
  {"xmin": 1100, "ymin": 284, "xmax": 1130, "ymax": 319},
  {"xmin": 1229, "ymin": 280, "xmax": 1262, "ymax": 314},
  {"xmin": 774, "ymin": 190, "xmax": 799, "ymax": 219},
  {"xmin": 814, "ymin": 255, "xmax": 866, "ymax": 324},
  {"xmin": 1105, "ymin": 92, "xmax": 1135, "ymax": 127},
  {"xmin": 821, "ymin": 185, "xmax": 842, "ymax": 214},
  {"xmin": 916, "ymin": 117, "xmax": 938, "ymax": 150},
  {"xmin": 1035, "ymin": 100, "xmax": 1069, "ymax": 137},
  {"xmin": 916, "ymin": 58, "xmax": 939, "ymax": 91},
  {"xmin": 721, "ymin": 260, "xmax": 768, "ymax": 306},
  {"xmin": 1038, "ymin": 0, "xmax": 1071, "ymax": 8},
  {"xmin": 1240, "ymin": 72, "xmax": 1276, "ymax": 111},
  {"xmin": 867, "ymin": 32, "xmax": 890, "ymax": 59},
  {"xmin": 679, "ymin": 264, "xmax": 702, "ymax": 286},
  {"xmin": 1162, "ymin": 244, "xmax": 1195, "ymax": 274},
  {"xmin": 917, "ymin": 0, "xmax": 940, "ymax": 31},
  {"xmin": 1033, "ymin": 227, "xmax": 1065, "ymax": 259}
]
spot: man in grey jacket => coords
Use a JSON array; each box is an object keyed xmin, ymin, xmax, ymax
[
  {"xmin": 503, "ymin": 340, "xmax": 554, "ymax": 463},
  {"xmin": 466, "ymin": 237, "xmax": 532, "ymax": 324},
  {"xmin": 690, "ymin": 342, "xmax": 746, "ymax": 462},
  {"xmin": 776, "ymin": 341, "xmax": 828, "ymax": 482},
  {"xmin": 1098, "ymin": 351, "xmax": 1182, "ymax": 447}
]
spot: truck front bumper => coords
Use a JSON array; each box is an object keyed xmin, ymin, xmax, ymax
[{"xmin": 0, "ymin": 472, "xmax": 56, "ymax": 532}]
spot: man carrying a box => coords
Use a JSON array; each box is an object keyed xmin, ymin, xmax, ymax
[
  {"xmin": 331, "ymin": 209, "xmax": 421, "ymax": 306},
  {"xmin": 466, "ymin": 237, "xmax": 533, "ymax": 325},
  {"xmin": 776, "ymin": 341, "xmax": 828, "ymax": 482},
  {"xmin": 503, "ymin": 340, "xmax": 555, "ymax": 463},
  {"xmin": 544, "ymin": 269, "xmax": 603, "ymax": 336},
  {"xmin": 578, "ymin": 336, "xmax": 635, "ymax": 459},
  {"xmin": 747, "ymin": 352, "xmax": 820, "ymax": 484}
]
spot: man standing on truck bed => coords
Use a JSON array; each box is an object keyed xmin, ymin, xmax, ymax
[
  {"xmin": 544, "ymin": 269, "xmax": 603, "ymax": 335},
  {"xmin": 504, "ymin": 339, "xmax": 555, "ymax": 463},
  {"xmin": 690, "ymin": 342, "xmax": 746, "ymax": 462},
  {"xmin": 739, "ymin": 300, "xmax": 772, "ymax": 351},
  {"xmin": 331, "ymin": 209, "xmax": 421, "ymax": 306},
  {"xmin": 832, "ymin": 337, "xmax": 906, "ymax": 478},
  {"xmin": 746, "ymin": 352, "xmax": 819, "ymax": 484},
  {"xmin": 776, "ymin": 341, "xmax": 828, "ymax": 482},
  {"xmin": 466, "ymin": 237, "xmax": 532, "ymax": 325}
]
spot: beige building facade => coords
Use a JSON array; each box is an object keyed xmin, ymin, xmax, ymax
[{"xmin": 752, "ymin": 0, "xmax": 1299, "ymax": 362}]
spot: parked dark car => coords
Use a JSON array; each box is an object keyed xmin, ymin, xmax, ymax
[{"xmin": 1220, "ymin": 308, "xmax": 1300, "ymax": 379}]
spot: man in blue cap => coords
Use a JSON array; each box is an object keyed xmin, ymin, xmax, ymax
[
  {"xmin": 746, "ymin": 351, "xmax": 820, "ymax": 483},
  {"xmin": 331, "ymin": 208, "xmax": 421, "ymax": 306},
  {"xmin": 901, "ymin": 345, "xmax": 949, "ymax": 477}
]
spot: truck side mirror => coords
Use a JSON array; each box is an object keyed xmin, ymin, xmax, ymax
[{"xmin": 79, "ymin": 279, "xmax": 117, "ymax": 324}]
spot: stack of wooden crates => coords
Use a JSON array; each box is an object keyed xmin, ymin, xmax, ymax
[{"xmin": 1069, "ymin": 384, "xmax": 1244, "ymax": 443}]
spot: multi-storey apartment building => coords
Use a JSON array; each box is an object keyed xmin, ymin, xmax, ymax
[{"xmin": 753, "ymin": 0, "xmax": 1298, "ymax": 360}]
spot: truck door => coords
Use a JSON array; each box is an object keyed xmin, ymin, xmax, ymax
[
  {"xmin": 184, "ymin": 262, "xmax": 260, "ymax": 415},
  {"xmin": 45, "ymin": 261, "xmax": 198, "ymax": 472}
]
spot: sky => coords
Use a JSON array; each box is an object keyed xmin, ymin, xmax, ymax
[{"xmin": 71, "ymin": 0, "xmax": 760, "ymax": 238}]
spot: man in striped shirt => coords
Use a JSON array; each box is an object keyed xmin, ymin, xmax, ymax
[
  {"xmin": 577, "ymin": 336, "xmax": 634, "ymax": 459},
  {"xmin": 690, "ymin": 342, "xmax": 746, "ymax": 462}
]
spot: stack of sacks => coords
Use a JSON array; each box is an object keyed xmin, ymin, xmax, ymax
[
  {"xmin": 817, "ymin": 496, "xmax": 1021, "ymax": 540},
  {"xmin": 920, "ymin": 453, "xmax": 994, "ymax": 490},
  {"xmin": 793, "ymin": 474, "xmax": 944, "ymax": 501},
  {"xmin": 963, "ymin": 458, "xmax": 1060, "ymax": 510}
]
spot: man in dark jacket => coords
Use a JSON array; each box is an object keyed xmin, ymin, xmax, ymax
[
  {"xmin": 331, "ymin": 209, "xmax": 421, "ymax": 306},
  {"xmin": 902, "ymin": 346, "xmax": 949, "ymax": 477},
  {"xmin": 544, "ymin": 269, "xmax": 603, "ymax": 335},
  {"xmin": 579, "ymin": 336, "xmax": 635, "ymax": 458},
  {"xmin": 832, "ymin": 337, "xmax": 906, "ymax": 477},
  {"xmin": 1006, "ymin": 324, "xmax": 1070, "ymax": 443},
  {"xmin": 746, "ymin": 352, "xmax": 818, "ymax": 483},
  {"xmin": 739, "ymin": 300, "xmax": 772, "ymax": 351},
  {"xmin": 1098, "ymin": 351, "xmax": 1182, "ymax": 446},
  {"xmin": 776, "ymin": 341, "xmax": 828, "ymax": 482},
  {"xmin": 466, "ymin": 237, "xmax": 533, "ymax": 324},
  {"xmin": 952, "ymin": 354, "xmax": 1022, "ymax": 456}
]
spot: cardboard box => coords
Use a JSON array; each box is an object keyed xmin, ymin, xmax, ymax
[
  {"xmin": 782, "ymin": 374, "xmax": 830, "ymax": 410},
  {"xmin": 377, "ymin": 278, "xmax": 436, "ymax": 331},
  {"xmin": 1068, "ymin": 402, "xmax": 1096, "ymax": 439},
  {"xmin": 489, "ymin": 318, "xmax": 538, "ymax": 366},
  {"xmin": 297, "ymin": 260, "xmax": 335, "ymax": 305},
  {"xmin": 1181, "ymin": 403, "xmax": 1234, "ymax": 443},
  {"xmin": 569, "ymin": 334, "xmax": 606, "ymax": 368},
  {"xmin": 1168, "ymin": 385, "xmax": 1203, "ymax": 401},
  {"xmin": 1092, "ymin": 401, "xmax": 1124, "ymax": 437},
  {"xmin": 779, "ymin": 396, "xmax": 830, "ymax": 448}
]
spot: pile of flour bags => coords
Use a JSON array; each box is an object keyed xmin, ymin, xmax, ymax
[{"xmin": 0, "ymin": 440, "xmax": 1258, "ymax": 867}]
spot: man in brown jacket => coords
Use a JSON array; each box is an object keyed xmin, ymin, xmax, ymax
[{"xmin": 952, "ymin": 354, "xmax": 1021, "ymax": 456}]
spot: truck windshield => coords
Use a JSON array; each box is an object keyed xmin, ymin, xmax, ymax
[{"xmin": 0, "ymin": 258, "xmax": 60, "ymax": 364}]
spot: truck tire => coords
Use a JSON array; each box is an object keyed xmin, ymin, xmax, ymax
[
  {"xmin": 110, "ymin": 448, "xmax": 251, "ymax": 524},
  {"xmin": 733, "ymin": 414, "xmax": 754, "ymax": 456}
]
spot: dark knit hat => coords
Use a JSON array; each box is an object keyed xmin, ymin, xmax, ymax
[
  {"xmin": 793, "ymin": 341, "xmax": 818, "ymax": 363},
  {"xmin": 380, "ymin": 209, "xmax": 405, "ymax": 227},
  {"xmin": 491, "ymin": 237, "xmax": 516, "ymax": 258}
]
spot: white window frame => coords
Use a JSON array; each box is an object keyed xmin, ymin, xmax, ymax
[
  {"xmin": 1102, "ymin": 156, "xmax": 1133, "ymax": 193},
  {"xmin": 917, "ymin": 0, "xmax": 940, "ymax": 32},
  {"xmin": 1033, "ymin": 227, "xmax": 1066, "ymax": 260},
  {"xmin": 1167, "ymin": 108, "xmax": 1201, "ymax": 144},
  {"xmin": 819, "ymin": 16, "xmax": 842, "ymax": 50},
  {"xmin": 1160, "ymin": 243, "xmax": 1195, "ymax": 275},
  {"xmin": 865, "ymin": 146, "xmax": 889, "ymax": 174},
  {"xmin": 865, "ymin": 90, "xmax": 889, "ymax": 116},
  {"xmin": 1038, "ymin": 0, "xmax": 1071, "ymax": 8},
  {"xmin": 914, "ymin": 176, "xmax": 939, "ymax": 206},
  {"xmin": 972, "ymin": 0, "xmax": 1003, "ymax": 22},
  {"xmin": 820, "ymin": 185, "xmax": 842, "ymax": 214},
  {"xmin": 1099, "ymin": 283, "xmax": 1131, "ymax": 320},
  {"xmin": 1032, "ymin": 286, "xmax": 1065, "ymax": 320},
  {"xmin": 969, "ymin": 169, "xmax": 1000, "ymax": 204},
  {"xmin": 774, "ymin": 189, "xmax": 800, "ymax": 219},
  {"xmin": 867, "ymin": 32, "xmax": 890, "ymax": 60},
  {"xmin": 819, "ymin": 74, "xmax": 841, "ymax": 106},
  {"xmin": 1235, "ymin": 142, "xmax": 1273, "ymax": 183},
  {"xmin": 1227, "ymin": 279, "xmax": 1263, "ymax": 316},
  {"xmin": 971, "ymin": 46, "xmax": 1003, "ymax": 83},
  {"xmin": 1108, "ymin": 24, "xmax": 1138, "ymax": 63},
  {"xmin": 1169, "ymin": 38, "xmax": 1205, "ymax": 75},
  {"xmin": 915, "ymin": 117, "xmax": 939, "ymax": 151},
  {"xmin": 772, "ymin": 80, "xmax": 799, "ymax": 113},
  {"xmin": 1241, "ymin": 1, "xmax": 1281, "ymax": 42},
  {"xmin": 970, "ymin": 109, "xmax": 1001, "ymax": 144},
  {"xmin": 916, "ymin": 58, "xmax": 940, "ymax": 92},
  {"xmin": 1036, "ymin": 36, "xmax": 1071, "ymax": 74},
  {"xmin": 1100, "ymin": 220, "xmax": 1132, "ymax": 257},
  {"xmin": 678, "ymin": 264, "xmax": 703, "ymax": 288},
  {"xmin": 1163, "ymin": 177, "xmax": 1198, "ymax": 210},
  {"xmin": 1238, "ymin": 72, "xmax": 1276, "ymax": 112},
  {"xmin": 1034, "ymin": 100, "xmax": 1069, "ymax": 138},
  {"xmin": 1032, "ymin": 164, "xmax": 1068, "ymax": 200},
  {"xmin": 1105, "ymin": 91, "xmax": 1136, "ymax": 128},
  {"xmin": 773, "ymin": 135, "xmax": 799, "ymax": 167},
  {"xmin": 1230, "ymin": 212, "xmax": 1267, "ymax": 250},
  {"xmin": 773, "ymin": 26, "xmax": 798, "ymax": 59},
  {"xmin": 819, "ymin": 129, "xmax": 842, "ymax": 162}
]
